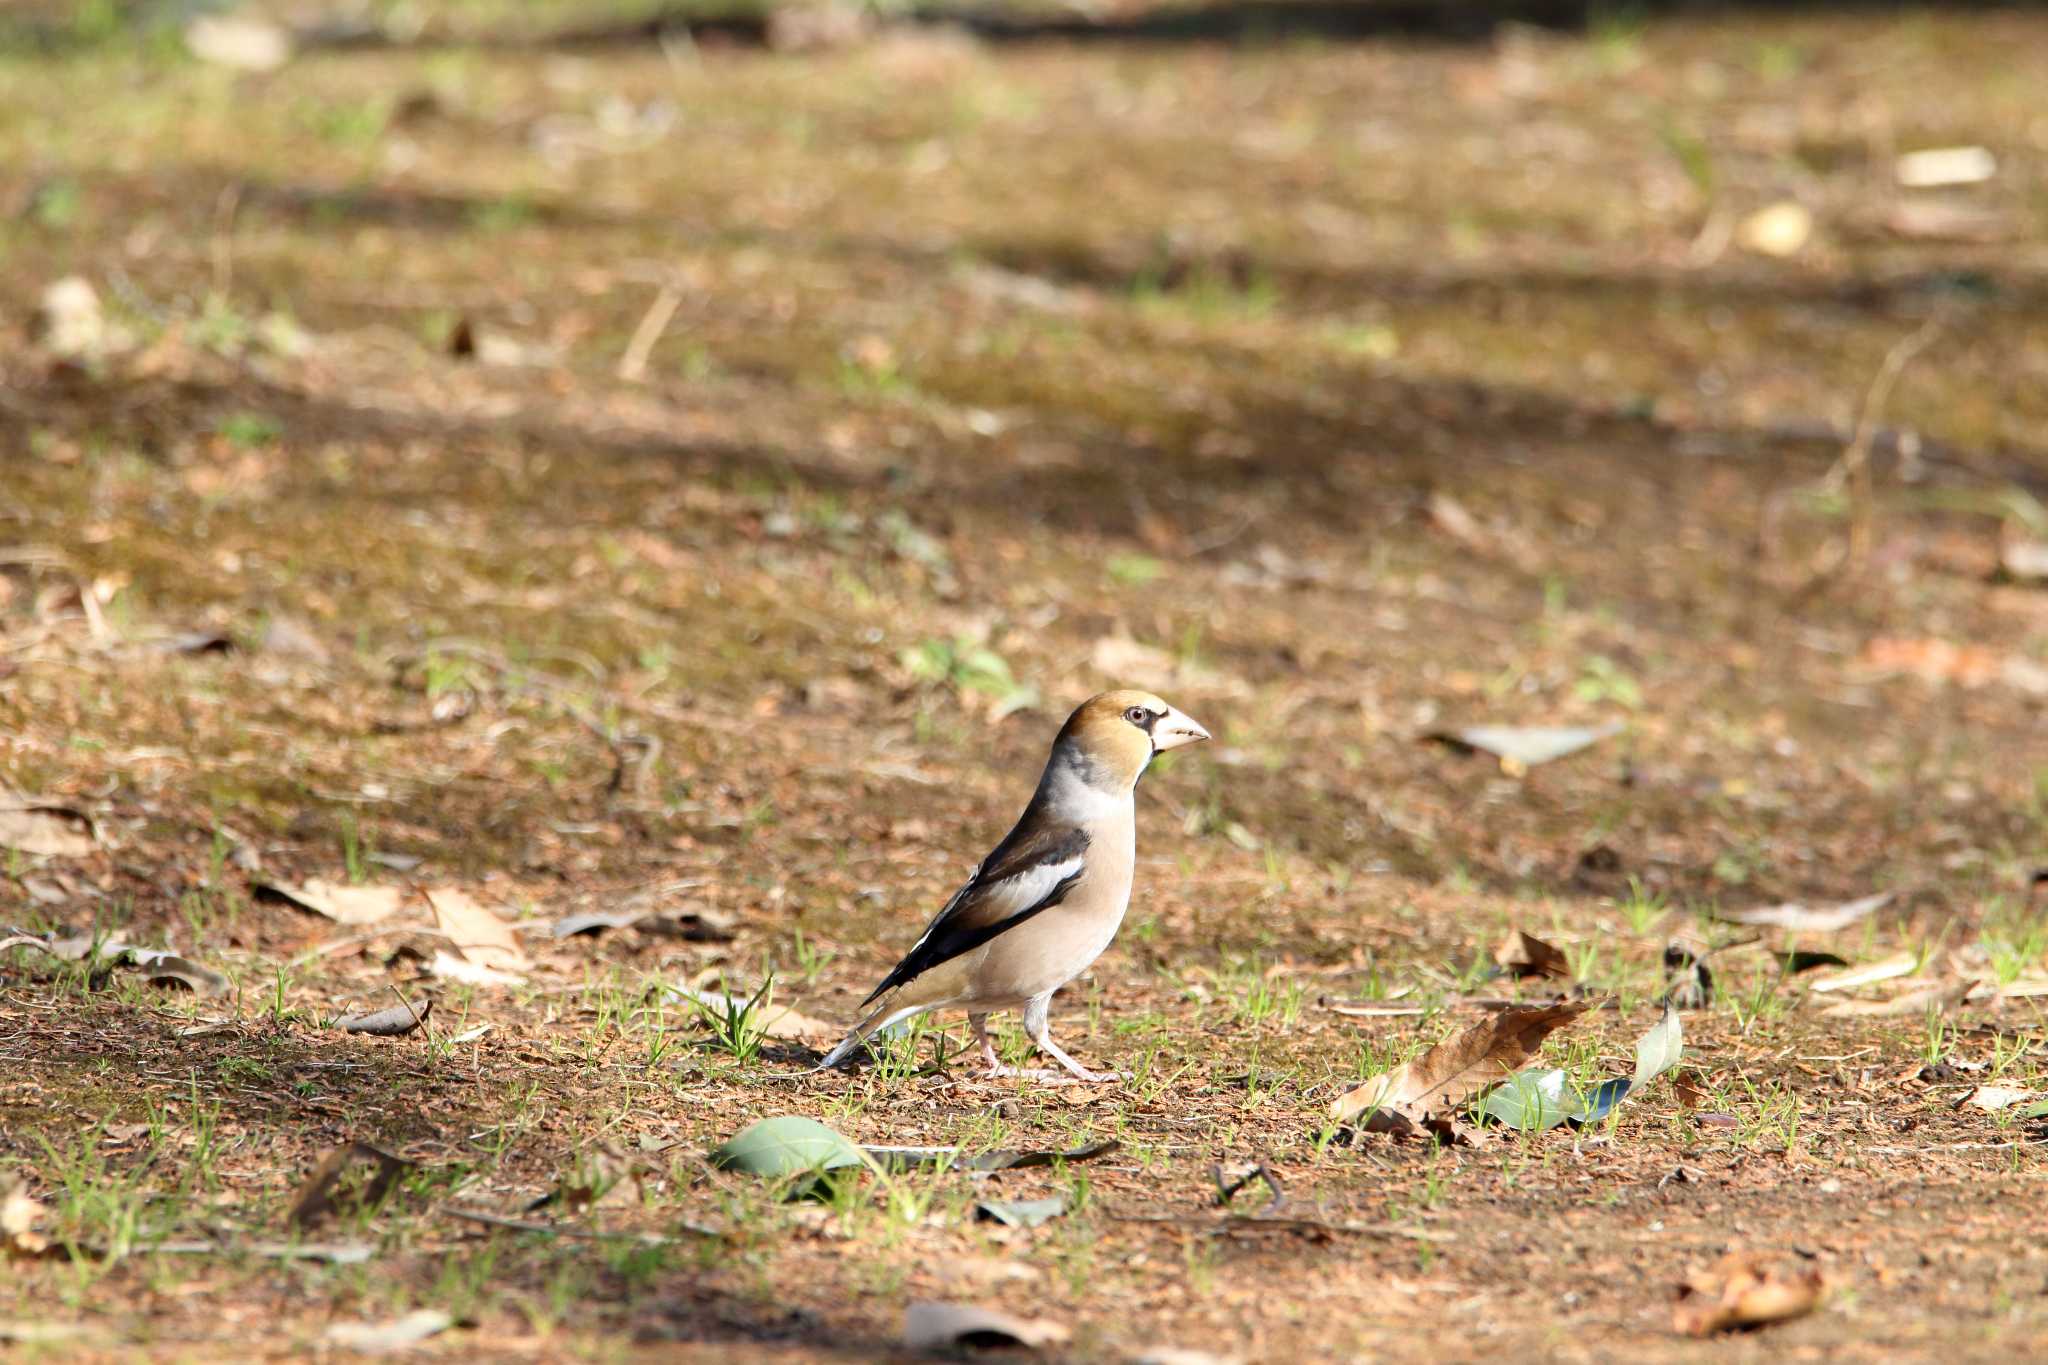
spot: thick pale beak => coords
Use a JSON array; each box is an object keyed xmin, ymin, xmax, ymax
[{"xmin": 1152, "ymin": 705, "xmax": 1211, "ymax": 752}]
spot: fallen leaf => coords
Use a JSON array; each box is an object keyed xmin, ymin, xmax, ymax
[
  {"xmin": 901, "ymin": 1302, "xmax": 1070, "ymax": 1352},
  {"xmin": 1477, "ymin": 1068, "xmax": 1578, "ymax": 1131},
  {"xmin": 1422, "ymin": 491, "xmax": 1542, "ymax": 572},
  {"xmin": 551, "ymin": 907, "xmax": 652, "ymax": 937},
  {"xmin": 427, "ymin": 888, "xmax": 529, "ymax": 971},
  {"xmin": 255, "ymin": 878, "xmax": 406, "ymax": 926},
  {"xmin": 669, "ymin": 986, "xmax": 839, "ymax": 1046},
  {"xmin": 1895, "ymin": 145, "xmax": 1996, "ymax": 187},
  {"xmin": 1720, "ymin": 891, "xmax": 1894, "ymax": 932},
  {"xmin": 0, "ymin": 802, "xmax": 96, "ymax": 858},
  {"xmin": 124, "ymin": 950, "xmax": 229, "ymax": 997},
  {"xmin": 1425, "ymin": 724, "xmax": 1620, "ymax": 770},
  {"xmin": 185, "ymin": 15, "xmax": 294, "ymax": 71},
  {"xmin": 709, "ymin": 1117, "xmax": 868, "ymax": 1178},
  {"xmin": 2, "ymin": 1182, "xmax": 50, "ymax": 1257},
  {"xmin": 1479, "ymin": 1005, "xmax": 1681, "ymax": 1130},
  {"xmin": 288, "ymin": 1143, "xmax": 412, "ymax": 1229},
  {"xmin": 1886, "ymin": 200, "xmax": 2011, "ymax": 244},
  {"xmin": 1778, "ymin": 950, "xmax": 1850, "ymax": 974},
  {"xmin": 1661, "ymin": 941, "xmax": 1714, "ymax": 1010},
  {"xmin": 1494, "ymin": 928, "xmax": 1570, "ymax": 980},
  {"xmin": 1089, "ymin": 635, "xmax": 1245, "ymax": 696},
  {"xmin": 427, "ymin": 950, "xmax": 527, "ymax": 988},
  {"xmin": 863, "ymin": 1139, "xmax": 1118, "ymax": 1173},
  {"xmin": 337, "ymin": 1000, "xmax": 431, "ymax": 1037},
  {"xmin": 538, "ymin": 1147, "xmax": 652, "ymax": 1214},
  {"xmin": 1955, "ymin": 1085, "xmax": 2035, "ymax": 1112},
  {"xmin": 1329, "ymin": 1000, "xmax": 1594, "ymax": 1127},
  {"xmin": 1818, "ymin": 979, "xmax": 1975, "ymax": 1018},
  {"xmin": 321, "ymin": 1309, "xmax": 451, "ymax": 1354},
  {"xmin": 1673, "ymin": 1250, "xmax": 1826, "ymax": 1336},
  {"xmin": 974, "ymin": 1196, "xmax": 1067, "ymax": 1228},
  {"xmin": 1806, "ymin": 951, "xmax": 1919, "ymax": 993},
  {"xmin": 1737, "ymin": 202, "xmax": 1812, "ymax": 257}
]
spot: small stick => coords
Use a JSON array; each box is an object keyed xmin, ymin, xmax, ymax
[{"xmin": 616, "ymin": 283, "xmax": 683, "ymax": 382}]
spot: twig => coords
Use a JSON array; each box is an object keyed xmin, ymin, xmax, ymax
[
  {"xmin": 617, "ymin": 283, "xmax": 684, "ymax": 382},
  {"xmin": 389, "ymin": 984, "xmax": 434, "ymax": 1046},
  {"xmin": 443, "ymin": 1205, "xmax": 716, "ymax": 1240},
  {"xmin": 1823, "ymin": 311, "xmax": 1947, "ymax": 564}
]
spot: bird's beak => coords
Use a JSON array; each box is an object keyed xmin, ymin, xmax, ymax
[{"xmin": 1152, "ymin": 705, "xmax": 1211, "ymax": 752}]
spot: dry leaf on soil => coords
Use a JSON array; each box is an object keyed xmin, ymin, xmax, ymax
[
  {"xmin": 427, "ymin": 950, "xmax": 527, "ymax": 988},
  {"xmin": 288, "ymin": 1143, "xmax": 412, "ymax": 1229},
  {"xmin": 2, "ymin": 1182, "xmax": 51, "ymax": 1258},
  {"xmin": 1956, "ymin": 1085, "xmax": 2036, "ymax": 1112},
  {"xmin": 321, "ymin": 1309, "xmax": 451, "ymax": 1354},
  {"xmin": 0, "ymin": 802, "xmax": 96, "ymax": 858},
  {"xmin": 1329, "ymin": 1000, "xmax": 1595, "ymax": 1129},
  {"xmin": 902, "ymin": 1302, "xmax": 1070, "ymax": 1352},
  {"xmin": 426, "ymin": 888, "xmax": 529, "ymax": 971},
  {"xmin": 1817, "ymin": 979, "xmax": 1974, "ymax": 1018},
  {"xmin": 255, "ymin": 878, "xmax": 406, "ymax": 926},
  {"xmin": 669, "ymin": 986, "xmax": 839, "ymax": 1046},
  {"xmin": 337, "ymin": 999, "xmax": 431, "ymax": 1037},
  {"xmin": 1673, "ymin": 1250, "xmax": 1826, "ymax": 1336},
  {"xmin": 1806, "ymin": 951, "xmax": 1919, "ymax": 993},
  {"xmin": 1720, "ymin": 891, "xmax": 1894, "ymax": 932},
  {"xmin": 1494, "ymin": 928, "xmax": 1570, "ymax": 980}
]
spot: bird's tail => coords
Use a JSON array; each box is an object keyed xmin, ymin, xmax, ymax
[{"xmin": 812, "ymin": 991, "xmax": 934, "ymax": 1073}]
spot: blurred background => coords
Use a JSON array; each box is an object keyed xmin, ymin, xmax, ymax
[
  {"xmin": 5, "ymin": 0, "xmax": 2048, "ymax": 1355},
  {"xmin": 5, "ymin": 0, "xmax": 2043, "ymax": 899}
]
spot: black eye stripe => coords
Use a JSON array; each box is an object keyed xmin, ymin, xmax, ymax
[{"xmin": 1125, "ymin": 706, "xmax": 1159, "ymax": 733}]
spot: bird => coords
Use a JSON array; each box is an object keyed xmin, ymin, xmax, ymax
[{"xmin": 815, "ymin": 689, "xmax": 1210, "ymax": 1082}]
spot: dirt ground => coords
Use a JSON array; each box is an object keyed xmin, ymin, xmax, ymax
[{"xmin": 3, "ymin": 2, "xmax": 2046, "ymax": 1360}]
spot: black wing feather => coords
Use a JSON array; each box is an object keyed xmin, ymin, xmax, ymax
[{"xmin": 861, "ymin": 822, "xmax": 1090, "ymax": 1006}]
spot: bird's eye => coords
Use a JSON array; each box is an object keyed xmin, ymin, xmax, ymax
[{"xmin": 1124, "ymin": 706, "xmax": 1148, "ymax": 725}]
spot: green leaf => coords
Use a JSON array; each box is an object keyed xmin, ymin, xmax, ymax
[
  {"xmin": 1478, "ymin": 1069, "xmax": 1578, "ymax": 1131},
  {"xmin": 1629, "ymin": 1005, "xmax": 1684, "ymax": 1091},
  {"xmin": 708, "ymin": 1117, "xmax": 867, "ymax": 1177},
  {"xmin": 975, "ymin": 1196, "xmax": 1068, "ymax": 1228}
]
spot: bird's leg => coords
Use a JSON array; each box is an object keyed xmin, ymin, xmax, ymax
[
  {"xmin": 972, "ymin": 1010, "xmax": 1065, "ymax": 1081},
  {"xmin": 971, "ymin": 1013, "xmax": 1000, "ymax": 1070},
  {"xmin": 1022, "ymin": 995, "xmax": 1120, "ymax": 1084}
]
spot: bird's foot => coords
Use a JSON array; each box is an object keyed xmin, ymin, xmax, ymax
[
  {"xmin": 1060, "ymin": 1066, "xmax": 1123, "ymax": 1085},
  {"xmin": 983, "ymin": 1063, "xmax": 1071, "ymax": 1083}
]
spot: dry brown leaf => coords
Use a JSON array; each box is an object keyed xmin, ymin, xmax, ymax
[
  {"xmin": 1493, "ymin": 928, "xmax": 1570, "ymax": 980},
  {"xmin": 1806, "ymin": 951, "xmax": 1919, "ymax": 993},
  {"xmin": 1674, "ymin": 1250, "xmax": 1826, "ymax": 1336},
  {"xmin": 321, "ymin": 1310, "xmax": 451, "ymax": 1353},
  {"xmin": 0, "ymin": 803, "xmax": 96, "ymax": 858},
  {"xmin": 1817, "ymin": 979, "xmax": 1974, "ymax": 1018},
  {"xmin": 427, "ymin": 950, "xmax": 527, "ymax": 988},
  {"xmin": 671, "ymin": 987, "xmax": 839, "ymax": 1046},
  {"xmin": 1328, "ymin": 1000, "xmax": 1595, "ymax": 1126},
  {"xmin": 2, "ymin": 1182, "xmax": 51, "ymax": 1258},
  {"xmin": 901, "ymin": 1302, "xmax": 1070, "ymax": 1352},
  {"xmin": 1720, "ymin": 891, "xmax": 1894, "ymax": 932},
  {"xmin": 427, "ymin": 888, "xmax": 529, "ymax": 971},
  {"xmin": 257, "ymin": 878, "xmax": 406, "ymax": 926},
  {"xmin": 288, "ymin": 1143, "xmax": 412, "ymax": 1230},
  {"xmin": 1955, "ymin": 1085, "xmax": 2035, "ymax": 1112}
]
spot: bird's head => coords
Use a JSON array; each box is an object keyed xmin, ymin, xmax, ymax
[{"xmin": 1054, "ymin": 689, "xmax": 1210, "ymax": 791}]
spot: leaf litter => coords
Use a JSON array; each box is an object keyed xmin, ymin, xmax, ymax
[{"xmin": 1328, "ymin": 1001, "xmax": 1595, "ymax": 1136}]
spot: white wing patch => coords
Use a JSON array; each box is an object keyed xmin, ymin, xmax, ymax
[{"xmin": 906, "ymin": 855, "xmax": 1084, "ymax": 956}]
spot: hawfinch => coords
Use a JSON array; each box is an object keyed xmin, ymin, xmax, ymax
[{"xmin": 817, "ymin": 689, "xmax": 1209, "ymax": 1082}]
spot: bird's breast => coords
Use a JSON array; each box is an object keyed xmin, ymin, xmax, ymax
[{"xmin": 967, "ymin": 820, "xmax": 1135, "ymax": 1004}]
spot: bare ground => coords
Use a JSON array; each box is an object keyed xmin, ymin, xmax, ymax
[{"xmin": 2, "ymin": 3, "xmax": 2046, "ymax": 1360}]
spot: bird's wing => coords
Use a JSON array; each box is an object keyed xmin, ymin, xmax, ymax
[{"xmin": 861, "ymin": 821, "xmax": 1090, "ymax": 1005}]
